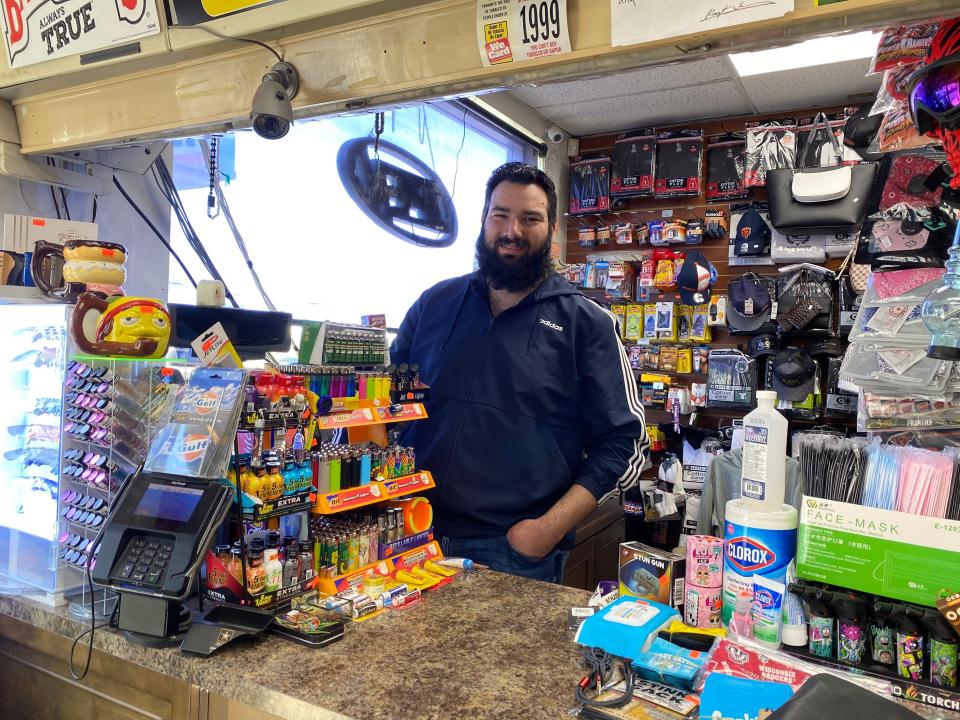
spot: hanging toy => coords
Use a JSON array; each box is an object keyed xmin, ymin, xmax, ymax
[{"xmin": 907, "ymin": 17, "xmax": 960, "ymax": 187}]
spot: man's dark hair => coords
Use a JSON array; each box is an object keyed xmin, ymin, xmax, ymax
[{"xmin": 482, "ymin": 162, "xmax": 558, "ymax": 228}]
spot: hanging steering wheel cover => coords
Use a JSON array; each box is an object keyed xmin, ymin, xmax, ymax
[{"xmin": 336, "ymin": 137, "xmax": 458, "ymax": 248}]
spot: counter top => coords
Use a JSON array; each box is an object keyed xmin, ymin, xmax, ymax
[
  {"xmin": 0, "ymin": 571, "xmax": 591, "ymax": 720},
  {"xmin": 3, "ymin": 575, "xmax": 957, "ymax": 720}
]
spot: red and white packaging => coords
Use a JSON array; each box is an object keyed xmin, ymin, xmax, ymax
[{"xmin": 702, "ymin": 638, "xmax": 812, "ymax": 692}]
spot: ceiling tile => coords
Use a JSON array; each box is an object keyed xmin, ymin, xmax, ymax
[
  {"xmin": 739, "ymin": 58, "xmax": 881, "ymax": 114},
  {"xmin": 539, "ymin": 80, "xmax": 755, "ymax": 136},
  {"xmin": 509, "ymin": 57, "xmax": 736, "ymax": 110}
]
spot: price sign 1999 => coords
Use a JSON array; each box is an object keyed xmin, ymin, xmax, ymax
[{"xmin": 520, "ymin": 0, "xmax": 561, "ymax": 44}]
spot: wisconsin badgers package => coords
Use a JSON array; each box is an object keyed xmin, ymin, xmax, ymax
[
  {"xmin": 570, "ymin": 158, "xmax": 611, "ymax": 214},
  {"xmin": 611, "ymin": 129, "xmax": 657, "ymax": 196},
  {"xmin": 706, "ymin": 133, "xmax": 748, "ymax": 202},
  {"xmin": 655, "ymin": 129, "xmax": 703, "ymax": 198}
]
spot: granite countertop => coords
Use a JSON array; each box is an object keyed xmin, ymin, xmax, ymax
[
  {"xmin": 0, "ymin": 570, "xmax": 591, "ymax": 720},
  {"xmin": 3, "ymin": 574, "xmax": 957, "ymax": 720}
]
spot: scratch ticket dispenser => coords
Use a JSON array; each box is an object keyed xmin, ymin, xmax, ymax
[{"xmin": 92, "ymin": 472, "xmax": 234, "ymax": 646}]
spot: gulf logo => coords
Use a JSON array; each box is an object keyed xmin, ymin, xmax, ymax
[
  {"xmin": 196, "ymin": 391, "xmax": 219, "ymax": 415},
  {"xmin": 179, "ymin": 434, "xmax": 209, "ymax": 463},
  {"xmin": 726, "ymin": 536, "xmax": 775, "ymax": 573}
]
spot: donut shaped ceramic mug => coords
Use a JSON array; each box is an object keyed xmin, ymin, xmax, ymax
[
  {"xmin": 31, "ymin": 239, "xmax": 126, "ymax": 301},
  {"xmin": 71, "ymin": 293, "xmax": 170, "ymax": 359}
]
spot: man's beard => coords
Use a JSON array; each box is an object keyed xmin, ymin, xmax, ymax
[{"xmin": 475, "ymin": 231, "xmax": 553, "ymax": 292}]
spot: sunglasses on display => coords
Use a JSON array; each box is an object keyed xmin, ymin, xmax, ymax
[
  {"xmin": 65, "ymin": 392, "xmax": 113, "ymax": 411},
  {"xmin": 908, "ymin": 57, "xmax": 960, "ymax": 135}
]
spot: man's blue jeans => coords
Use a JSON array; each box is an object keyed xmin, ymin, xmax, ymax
[{"xmin": 439, "ymin": 535, "xmax": 569, "ymax": 584}]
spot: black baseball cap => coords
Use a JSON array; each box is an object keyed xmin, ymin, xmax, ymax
[
  {"xmin": 735, "ymin": 209, "xmax": 771, "ymax": 256},
  {"xmin": 727, "ymin": 275, "xmax": 772, "ymax": 331},
  {"xmin": 806, "ymin": 337, "xmax": 845, "ymax": 358},
  {"xmin": 771, "ymin": 347, "xmax": 817, "ymax": 402},
  {"xmin": 748, "ymin": 334, "xmax": 777, "ymax": 359},
  {"xmin": 676, "ymin": 250, "xmax": 717, "ymax": 306}
]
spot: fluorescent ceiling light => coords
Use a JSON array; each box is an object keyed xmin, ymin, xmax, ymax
[{"xmin": 729, "ymin": 30, "xmax": 880, "ymax": 77}]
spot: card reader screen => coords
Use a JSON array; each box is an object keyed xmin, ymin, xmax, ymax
[{"xmin": 134, "ymin": 483, "xmax": 204, "ymax": 523}]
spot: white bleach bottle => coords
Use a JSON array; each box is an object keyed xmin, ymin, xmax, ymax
[{"xmin": 740, "ymin": 390, "xmax": 787, "ymax": 512}]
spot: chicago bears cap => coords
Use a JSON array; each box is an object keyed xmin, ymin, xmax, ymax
[{"xmin": 735, "ymin": 209, "xmax": 771, "ymax": 256}]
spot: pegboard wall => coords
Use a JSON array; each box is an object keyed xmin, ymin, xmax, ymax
[{"xmin": 564, "ymin": 105, "xmax": 856, "ymax": 432}]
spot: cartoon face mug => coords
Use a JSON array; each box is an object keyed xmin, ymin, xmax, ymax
[{"xmin": 71, "ymin": 293, "xmax": 171, "ymax": 359}]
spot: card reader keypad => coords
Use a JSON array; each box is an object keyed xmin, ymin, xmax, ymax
[{"xmin": 115, "ymin": 537, "xmax": 174, "ymax": 587}]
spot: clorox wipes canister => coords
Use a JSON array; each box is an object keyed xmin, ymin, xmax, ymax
[{"xmin": 722, "ymin": 499, "xmax": 798, "ymax": 627}]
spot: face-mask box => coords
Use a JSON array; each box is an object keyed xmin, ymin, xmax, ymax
[{"xmin": 619, "ymin": 541, "xmax": 686, "ymax": 613}]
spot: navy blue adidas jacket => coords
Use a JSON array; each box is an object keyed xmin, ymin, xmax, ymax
[{"xmin": 390, "ymin": 271, "xmax": 650, "ymax": 548}]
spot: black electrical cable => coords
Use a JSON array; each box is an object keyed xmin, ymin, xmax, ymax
[
  {"xmin": 152, "ymin": 157, "xmax": 239, "ymax": 307},
  {"xmin": 68, "ymin": 524, "xmax": 116, "ymax": 681},
  {"xmin": 194, "ymin": 25, "xmax": 283, "ymax": 62},
  {"xmin": 112, "ymin": 176, "xmax": 198, "ymax": 288},
  {"xmin": 91, "ymin": 196, "xmax": 98, "ymax": 223},
  {"xmin": 60, "ymin": 187, "xmax": 71, "ymax": 220},
  {"xmin": 46, "ymin": 159, "xmax": 62, "ymax": 219},
  {"xmin": 575, "ymin": 647, "xmax": 636, "ymax": 709}
]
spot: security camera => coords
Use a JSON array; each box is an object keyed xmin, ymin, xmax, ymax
[
  {"xmin": 250, "ymin": 61, "xmax": 300, "ymax": 140},
  {"xmin": 546, "ymin": 125, "xmax": 566, "ymax": 144}
]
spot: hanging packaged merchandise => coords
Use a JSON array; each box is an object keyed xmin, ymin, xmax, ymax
[
  {"xmin": 848, "ymin": 269, "xmax": 944, "ymax": 345},
  {"xmin": 744, "ymin": 119, "xmax": 797, "ymax": 188},
  {"xmin": 869, "ymin": 21, "xmax": 940, "ymax": 73},
  {"xmin": 635, "ymin": 222, "xmax": 650, "ymax": 245},
  {"xmin": 841, "ymin": 342, "xmax": 952, "ymax": 395},
  {"xmin": 707, "ymin": 349, "xmax": 757, "ymax": 409},
  {"xmin": 569, "ymin": 158, "xmax": 611, "ymax": 214},
  {"xmin": 776, "ymin": 266, "xmax": 835, "ymax": 335},
  {"xmin": 613, "ymin": 223, "xmax": 635, "ymax": 246},
  {"xmin": 704, "ymin": 209, "xmax": 729, "ymax": 240},
  {"xmin": 870, "ymin": 104, "xmax": 940, "ymax": 155},
  {"xmin": 867, "ymin": 217, "xmax": 931, "ymax": 254},
  {"xmin": 706, "ymin": 133, "xmax": 748, "ymax": 202},
  {"xmin": 596, "ymin": 225, "xmax": 612, "ymax": 248},
  {"xmin": 577, "ymin": 226, "xmax": 597, "ymax": 248},
  {"xmin": 648, "ymin": 220, "xmax": 667, "ymax": 246},
  {"xmin": 871, "ymin": 64, "xmax": 923, "ymax": 118},
  {"xmin": 768, "ymin": 113, "xmax": 879, "ymax": 235},
  {"xmin": 795, "ymin": 113, "xmax": 855, "ymax": 168},
  {"xmin": 770, "ymin": 230, "xmax": 827, "ymax": 264},
  {"xmin": 655, "ymin": 129, "xmax": 703, "ymax": 199},
  {"xmin": 610, "ymin": 129, "xmax": 657, "ymax": 196},
  {"xmin": 663, "ymin": 219, "xmax": 688, "ymax": 244},
  {"xmin": 877, "ymin": 150, "xmax": 946, "ymax": 212},
  {"xmin": 685, "ymin": 219, "xmax": 704, "ymax": 245},
  {"xmin": 824, "ymin": 357, "xmax": 858, "ymax": 419}
]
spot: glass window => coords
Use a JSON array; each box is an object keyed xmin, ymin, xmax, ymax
[{"xmin": 167, "ymin": 103, "xmax": 536, "ymax": 330}]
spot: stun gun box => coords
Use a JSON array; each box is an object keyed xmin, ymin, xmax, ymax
[{"xmin": 618, "ymin": 542, "xmax": 685, "ymax": 614}]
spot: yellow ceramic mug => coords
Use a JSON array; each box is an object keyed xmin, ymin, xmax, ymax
[{"xmin": 71, "ymin": 292, "xmax": 171, "ymax": 359}]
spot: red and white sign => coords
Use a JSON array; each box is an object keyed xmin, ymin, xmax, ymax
[{"xmin": 0, "ymin": 0, "xmax": 160, "ymax": 69}]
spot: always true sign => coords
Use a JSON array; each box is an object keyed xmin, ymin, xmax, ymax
[{"xmin": 0, "ymin": 0, "xmax": 160, "ymax": 69}]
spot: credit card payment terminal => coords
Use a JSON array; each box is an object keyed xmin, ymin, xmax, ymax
[{"xmin": 92, "ymin": 472, "xmax": 233, "ymax": 642}]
